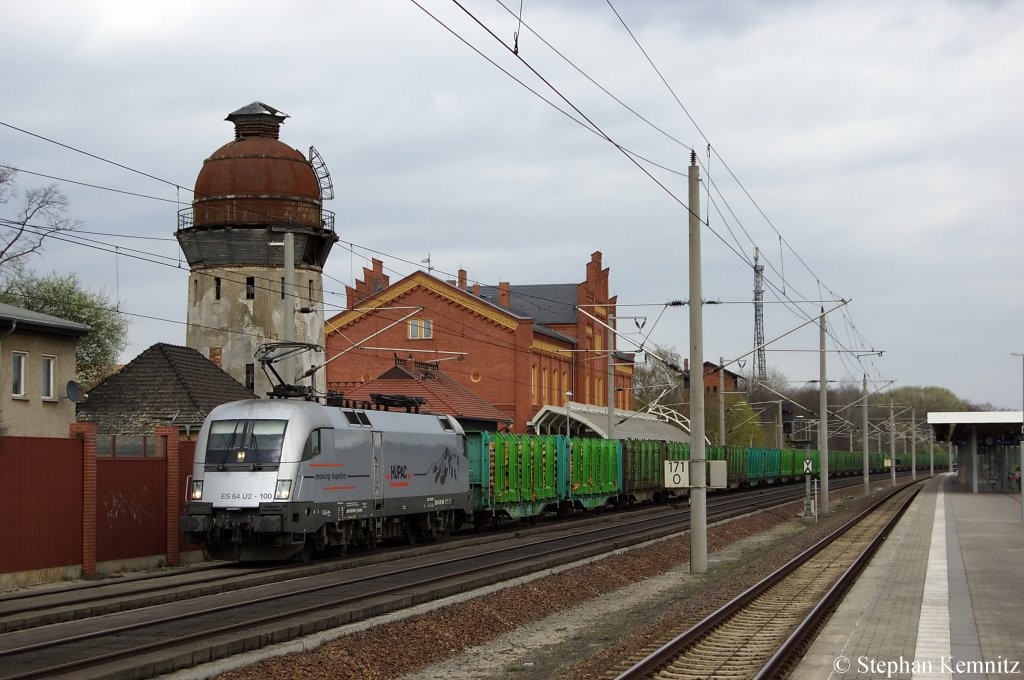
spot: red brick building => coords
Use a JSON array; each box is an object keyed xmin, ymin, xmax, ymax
[{"xmin": 324, "ymin": 251, "xmax": 633, "ymax": 433}]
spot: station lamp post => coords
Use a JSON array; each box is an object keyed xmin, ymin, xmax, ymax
[
  {"xmin": 1011, "ymin": 353, "xmax": 1024, "ymax": 524},
  {"xmin": 565, "ymin": 391, "xmax": 573, "ymax": 439}
]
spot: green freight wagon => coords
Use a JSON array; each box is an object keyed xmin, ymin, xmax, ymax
[
  {"xmin": 564, "ymin": 437, "xmax": 621, "ymax": 509},
  {"xmin": 466, "ymin": 431, "xmax": 559, "ymax": 524},
  {"xmin": 779, "ymin": 449, "xmax": 799, "ymax": 480},
  {"xmin": 621, "ymin": 439, "xmax": 688, "ymax": 503}
]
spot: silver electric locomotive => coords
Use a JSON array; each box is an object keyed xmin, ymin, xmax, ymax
[{"xmin": 180, "ymin": 398, "xmax": 471, "ymax": 561}]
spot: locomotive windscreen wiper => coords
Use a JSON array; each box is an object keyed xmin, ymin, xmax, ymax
[{"xmin": 249, "ymin": 422, "xmax": 263, "ymax": 470}]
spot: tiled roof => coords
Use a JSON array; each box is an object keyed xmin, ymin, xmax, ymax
[
  {"xmin": 476, "ymin": 283, "xmax": 578, "ymax": 325},
  {"xmin": 76, "ymin": 343, "xmax": 256, "ymax": 435},
  {"xmin": 343, "ymin": 361, "xmax": 512, "ymax": 425}
]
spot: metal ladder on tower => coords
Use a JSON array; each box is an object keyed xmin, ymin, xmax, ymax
[{"xmin": 308, "ymin": 146, "xmax": 334, "ymax": 201}]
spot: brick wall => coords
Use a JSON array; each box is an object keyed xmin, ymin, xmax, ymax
[{"xmin": 326, "ymin": 252, "xmax": 632, "ymax": 432}]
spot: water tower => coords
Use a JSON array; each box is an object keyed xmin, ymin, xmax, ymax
[{"xmin": 176, "ymin": 102, "xmax": 338, "ymax": 397}]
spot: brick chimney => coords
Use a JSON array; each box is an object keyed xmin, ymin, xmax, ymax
[
  {"xmin": 458, "ymin": 269, "xmax": 467, "ymax": 291},
  {"xmin": 498, "ymin": 282, "xmax": 511, "ymax": 308},
  {"xmin": 209, "ymin": 346, "xmax": 223, "ymax": 368}
]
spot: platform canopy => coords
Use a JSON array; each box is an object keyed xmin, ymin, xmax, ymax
[
  {"xmin": 927, "ymin": 411, "xmax": 1023, "ymax": 445},
  {"xmin": 529, "ymin": 401, "xmax": 690, "ymax": 443}
]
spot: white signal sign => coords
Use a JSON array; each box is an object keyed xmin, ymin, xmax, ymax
[
  {"xmin": 664, "ymin": 460, "xmax": 689, "ymax": 488},
  {"xmin": 803, "ymin": 460, "xmax": 813, "ymax": 474}
]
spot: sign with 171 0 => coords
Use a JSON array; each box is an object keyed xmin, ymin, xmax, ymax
[{"xmin": 664, "ymin": 460, "xmax": 689, "ymax": 488}]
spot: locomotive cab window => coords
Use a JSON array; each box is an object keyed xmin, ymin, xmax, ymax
[
  {"xmin": 301, "ymin": 427, "xmax": 334, "ymax": 461},
  {"xmin": 438, "ymin": 416, "xmax": 456, "ymax": 432},
  {"xmin": 205, "ymin": 419, "xmax": 287, "ymax": 468}
]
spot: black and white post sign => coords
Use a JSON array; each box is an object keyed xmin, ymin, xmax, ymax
[{"xmin": 664, "ymin": 460, "xmax": 689, "ymax": 488}]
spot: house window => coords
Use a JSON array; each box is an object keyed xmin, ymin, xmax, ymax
[
  {"xmin": 531, "ymin": 365, "xmax": 538, "ymax": 405},
  {"xmin": 246, "ymin": 276, "xmax": 255, "ymax": 300},
  {"xmin": 408, "ymin": 318, "xmax": 433, "ymax": 339},
  {"xmin": 245, "ymin": 363, "xmax": 255, "ymax": 391},
  {"xmin": 11, "ymin": 352, "xmax": 26, "ymax": 398},
  {"xmin": 41, "ymin": 355, "xmax": 56, "ymax": 400},
  {"xmin": 215, "ymin": 277, "xmax": 222, "ymax": 300}
]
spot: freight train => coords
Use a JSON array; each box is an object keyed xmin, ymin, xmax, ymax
[{"xmin": 180, "ymin": 398, "xmax": 946, "ymax": 561}]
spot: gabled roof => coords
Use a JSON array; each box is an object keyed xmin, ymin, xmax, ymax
[
  {"xmin": 477, "ymin": 283, "xmax": 578, "ymax": 325},
  {"xmin": 76, "ymin": 343, "xmax": 256, "ymax": 435},
  {"xmin": 326, "ymin": 271, "xmax": 526, "ymax": 334},
  {"xmin": 342, "ymin": 360, "xmax": 512, "ymax": 426},
  {"xmin": 0, "ymin": 301, "xmax": 91, "ymax": 338}
]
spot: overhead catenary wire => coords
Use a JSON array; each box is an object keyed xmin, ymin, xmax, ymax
[
  {"xmin": 2, "ymin": 5, "xmax": 890, "ymax": 391},
  {"xmin": 415, "ymin": 1, "xmax": 886, "ymax": 389}
]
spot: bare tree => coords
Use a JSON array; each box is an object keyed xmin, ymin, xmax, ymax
[{"xmin": 0, "ymin": 167, "xmax": 79, "ymax": 269}]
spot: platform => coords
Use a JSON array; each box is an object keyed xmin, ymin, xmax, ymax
[{"xmin": 794, "ymin": 473, "xmax": 1024, "ymax": 679}]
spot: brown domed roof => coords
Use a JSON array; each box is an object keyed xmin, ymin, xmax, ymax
[
  {"xmin": 192, "ymin": 102, "xmax": 321, "ymax": 229},
  {"xmin": 195, "ymin": 137, "xmax": 320, "ymax": 201}
]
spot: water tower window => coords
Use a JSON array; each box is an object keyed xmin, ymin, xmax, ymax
[
  {"xmin": 245, "ymin": 363, "xmax": 255, "ymax": 391},
  {"xmin": 246, "ymin": 276, "xmax": 255, "ymax": 300},
  {"xmin": 308, "ymin": 279, "xmax": 314, "ymax": 303},
  {"xmin": 281, "ymin": 277, "xmax": 285, "ymax": 300},
  {"xmin": 214, "ymin": 277, "xmax": 221, "ymax": 300}
]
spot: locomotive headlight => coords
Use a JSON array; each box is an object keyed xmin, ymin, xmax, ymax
[
  {"xmin": 190, "ymin": 480, "xmax": 204, "ymax": 501},
  {"xmin": 274, "ymin": 479, "xmax": 292, "ymax": 501}
]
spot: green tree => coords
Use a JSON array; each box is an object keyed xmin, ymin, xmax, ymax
[
  {"xmin": 706, "ymin": 396, "xmax": 770, "ymax": 448},
  {"xmin": 0, "ymin": 265, "xmax": 129, "ymax": 389},
  {"xmin": 886, "ymin": 385, "xmax": 968, "ymax": 413}
]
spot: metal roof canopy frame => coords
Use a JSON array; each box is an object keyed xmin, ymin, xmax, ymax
[
  {"xmin": 528, "ymin": 401, "xmax": 690, "ymax": 443},
  {"xmin": 927, "ymin": 411, "xmax": 1023, "ymax": 506}
]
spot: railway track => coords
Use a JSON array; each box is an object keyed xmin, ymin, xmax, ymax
[
  {"xmin": 611, "ymin": 481, "xmax": 921, "ymax": 680},
  {"xmin": 0, "ymin": 473, "xmax": 911, "ymax": 679},
  {"xmin": 0, "ymin": 481, "xmax": 836, "ymax": 680}
]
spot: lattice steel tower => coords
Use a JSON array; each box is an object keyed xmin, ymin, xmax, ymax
[{"xmin": 752, "ymin": 248, "xmax": 767, "ymax": 384}]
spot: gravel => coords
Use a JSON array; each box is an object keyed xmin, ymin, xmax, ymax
[{"xmin": 210, "ymin": 488, "xmax": 884, "ymax": 680}]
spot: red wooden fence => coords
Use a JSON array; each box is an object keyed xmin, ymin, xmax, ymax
[
  {"xmin": 96, "ymin": 458, "xmax": 167, "ymax": 561},
  {"xmin": 0, "ymin": 437, "xmax": 83, "ymax": 573},
  {"xmin": 2, "ymin": 425, "xmax": 200, "ymax": 580}
]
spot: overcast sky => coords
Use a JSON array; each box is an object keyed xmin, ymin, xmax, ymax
[{"xmin": 2, "ymin": 1, "xmax": 1022, "ymax": 411}]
